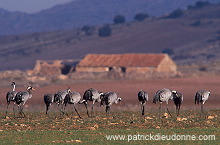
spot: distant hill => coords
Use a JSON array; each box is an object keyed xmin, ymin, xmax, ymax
[
  {"xmin": 0, "ymin": 3, "xmax": 220, "ymax": 71},
  {"xmin": 0, "ymin": 0, "xmax": 220, "ymax": 35}
]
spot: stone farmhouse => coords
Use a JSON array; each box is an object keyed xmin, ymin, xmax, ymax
[{"xmin": 75, "ymin": 53, "xmax": 177, "ymax": 75}]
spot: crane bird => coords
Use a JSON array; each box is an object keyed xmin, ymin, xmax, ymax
[
  {"xmin": 5, "ymin": 82, "xmax": 17, "ymax": 118},
  {"xmin": 195, "ymin": 90, "xmax": 210, "ymax": 113},
  {"xmin": 80, "ymin": 88, "xmax": 103, "ymax": 117},
  {"xmin": 100, "ymin": 92, "xmax": 122, "ymax": 118},
  {"xmin": 54, "ymin": 87, "xmax": 71, "ymax": 115},
  {"xmin": 44, "ymin": 94, "xmax": 54, "ymax": 115},
  {"xmin": 153, "ymin": 88, "xmax": 174, "ymax": 118},
  {"xmin": 64, "ymin": 91, "xmax": 82, "ymax": 119},
  {"xmin": 14, "ymin": 86, "xmax": 35, "ymax": 117},
  {"xmin": 172, "ymin": 91, "xmax": 183, "ymax": 116},
  {"xmin": 138, "ymin": 90, "xmax": 148, "ymax": 116}
]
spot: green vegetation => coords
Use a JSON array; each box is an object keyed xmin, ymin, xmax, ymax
[
  {"xmin": 0, "ymin": 128, "xmax": 218, "ymax": 144},
  {"xmin": 0, "ymin": 110, "xmax": 219, "ymax": 144}
]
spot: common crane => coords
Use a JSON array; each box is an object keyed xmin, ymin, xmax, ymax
[
  {"xmin": 5, "ymin": 82, "xmax": 17, "ymax": 118},
  {"xmin": 54, "ymin": 87, "xmax": 71, "ymax": 115},
  {"xmin": 172, "ymin": 91, "xmax": 183, "ymax": 116},
  {"xmin": 138, "ymin": 90, "xmax": 148, "ymax": 115},
  {"xmin": 14, "ymin": 86, "xmax": 35, "ymax": 117},
  {"xmin": 80, "ymin": 88, "xmax": 103, "ymax": 117},
  {"xmin": 44, "ymin": 94, "xmax": 54, "ymax": 115},
  {"xmin": 64, "ymin": 91, "xmax": 82, "ymax": 119},
  {"xmin": 100, "ymin": 92, "xmax": 122, "ymax": 118},
  {"xmin": 153, "ymin": 88, "xmax": 174, "ymax": 118},
  {"xmin": 195, "ymin": 90, "xmax": 210, "ymax": 113}
]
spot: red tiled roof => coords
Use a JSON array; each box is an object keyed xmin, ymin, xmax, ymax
[{"xmin": 77, "ymin": 53, "xmax": 168, "ymax": 67}]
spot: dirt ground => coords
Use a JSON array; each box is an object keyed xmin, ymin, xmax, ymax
[{"xmin": 0, "ymin": 76, "xmax": 219, "ymax": 113}]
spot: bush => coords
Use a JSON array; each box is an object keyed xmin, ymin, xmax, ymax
[
  {"xmin": 199, "ymin": 66, "xmax": 207, "ymax": 72},
  {"xmin": 190, "ymin": 20, "xmax": 201, "ymax": 27},
  {"xmin": 113, "ymin": 15, "xmax": 126, "ymax": 24},
  {"xmin": 81, "ymin": 25, "xmax": 95, "ymax": 36},
  {"xmin": 187, "ymin": 1, "xmax": 211, "ymax": 9},
  {"xmin": 98, "ymin": 25, "xmax": 112, "ymax": 37},
  {"xmin": 165, "ymin": 8, "xmax": 183, "ymax": 19},
  {"xmin": 195, "ymin": 1, "xmax": 211, "ymax": 8},
  {"xmin": 134, "ymin": 13, "xmax": 149, "ymax": 21}
]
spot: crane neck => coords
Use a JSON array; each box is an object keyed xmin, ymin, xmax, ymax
[{"xmin": 12, "ymin": 84, "xmax": 15, "ymax": 92}]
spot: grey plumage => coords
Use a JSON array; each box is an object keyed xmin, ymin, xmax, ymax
[
  {"xmin": 64, "ymin": 91, "xmax": 82, "ymax": 119},
  {"xmin": 195, "ymin": 90, "xmax": 210, "ymax": 113},
  {"xmin": 153, "ymin": 88, "xmax": 173, "ymax": 104},
  {"xmin": 5, "ymin": 82, "xmax": 17, "ymax": 118},
  {"xmin": 81, "ymin": 88, "xmax": 103, "ymax": 117},
  {"xmin": 138, "ymin": 90, "xmax": 148, "ymax": 115},
  {"xmin": 100, "ymin": 92, "xmax": 122, "ymax": 118},
  {"xmin": 153, "ymin": 88, "xmax": 173, "ymax": 118},
  {"xmin": 172, "ymin": 91, "xmax": 183, "ymax": 116},
  {"xmin": 14, "ymin": 86, "xmax": 34, "ymax": 117},
  {"xmin": 44, "ymin": 94, "xmax": 54, "ymax": 115},
  {"xmin": 54, "ymin": 87, "xmax": 71, "ymax": 104},
  {"xmin": 54, "ymin": 87, "xmax": 71, "ymax": 115}
]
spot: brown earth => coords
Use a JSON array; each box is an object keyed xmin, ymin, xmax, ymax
[{"xmin": 0, "ymin": 76, "xmax": 219, "ymax": 114}]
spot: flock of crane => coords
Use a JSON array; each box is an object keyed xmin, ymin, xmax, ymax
[{"xmin": 5, "ymin": 82, "xmax": 210, "ymax": 119}]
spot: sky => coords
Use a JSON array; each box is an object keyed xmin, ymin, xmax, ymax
[{"xmin": 0, "ymin": 0, "xmax": 74, "ymax": 13}]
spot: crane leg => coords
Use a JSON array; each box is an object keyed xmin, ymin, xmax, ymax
[
  {"xmin": 142, "ymin": 105, "xmax": 145, "ymax": 116},
  {"xmin": 178, "ymin": 105, "xmax": 180, "ymax": 116},
  {"xmin": 158, "ymin": 103, "xmax": 162, "ymax": 119},
  {"xmin": 201, "ymin": 103, "xmax": 204, "ymax": 114},
  {"xmin": 17, "ymin": 105, "xmax": 21, "ymax": 117},
  {"xmin": 176, "ymin": 105, "xmax": 180, "ymax": 116},
  {"xmin": 106, "ymin": 106, "xmax": 114, "ymax": 118},
  {"xmin": 106, "ymin": 106, "xmax": 109, "ymax": 116},
  {"xmin": 58, "ymin": 104, "xmax": 65, "ymax": 117},
  {"xmin": 91, "ymin": 100, "xmax": 95, "ymax": 117},
  {"xmin": 166, "ymin": 104, "xmax": 172, "ymax": 118},
  {"xmin": 13, "ymin": 103, "xmax": 15, "ymax": 118},
  {"xmin": 46, "ymin": 104, "xmax": 50, "ymax": 115},
  {"xmin": 142, "ymin": 102, "xmax": 145, "ymax": 116},
  {"xmin": 73, "ymin": 105, "xmax": 82, "ymax": 119},
  {"xmin": 21, "ymin": 105, "xmax": 26, "ymax": 117},
  {"xmin": 84, "ymin": 102, "xmax": 89, "ymax": 117},
  {"xmin": 5, "ymin": 104, "xmax": 9, "ymax": 118}
]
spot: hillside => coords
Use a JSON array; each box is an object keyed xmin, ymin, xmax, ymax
[
  {"xmin": 0, "ymin": 0, "xmax": 219, "ymax": 35},
  {"xmin": 0, "ymin": 4, "xmax": 220, "ymax": 73}
]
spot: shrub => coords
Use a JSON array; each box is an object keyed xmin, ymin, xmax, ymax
[
  {"xmin": 199, "ymin": 66, "xmax": 207, "ymax": 71},
  {"xmin": 195, "ymin": 1, "xmax": 211, "ymax": 8},
  {"xmin": 190, "ymin": 20, "xmax": 201, "ymax": 27},
  {"xmin": 134, "ymin": 13, "xmax": 149, "ymax": 21},
  {"xmin": 187, "ymin": 1, "xmax": 211, "ymax": 9},
  {"xmin": 113, "ymin": 15, "xmax": 126, "ymax": 24},
  {"xmin": 81, "ymin": 25, "xmax": 95, "ymax": 36},
  {"xmin": 165, "ymin": 8, "xmax": 183, "ymax": 19},
  {"xmin": 98, "ymin": 25, "xmax": 112, "ymax": 37}
]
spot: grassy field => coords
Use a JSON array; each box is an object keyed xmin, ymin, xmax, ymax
[{"xmin": 0, "ymin": 110, "xmax": 219, "ymax": 144}]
